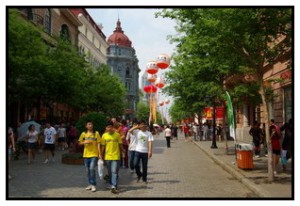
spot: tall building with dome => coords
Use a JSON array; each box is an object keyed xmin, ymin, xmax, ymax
[{"xmin": 107, "ymin": 19, "xmax": 140, "ymax": 119}]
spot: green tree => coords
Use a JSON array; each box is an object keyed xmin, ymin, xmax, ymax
[
  {"xmin": 75, "ymin": 112, "xmax": 107, "ymax": 135},
  {"xmin": 136, "ymin": 101, "xmax": 150, "ymax": 123},
  {"xmin": 157, "ymin": 8, "xmax": 292, "ymax": 181},
  {"xmin": 8, "ymin": 9, "xmax": 52, "ymax": 106},
  {"xmin": 8, "ymin": 9, "xmax": 127, "ymax": 122},
  {"xmin": 81, "ymin": 64, "xmax": 127, "ymax": 117}
]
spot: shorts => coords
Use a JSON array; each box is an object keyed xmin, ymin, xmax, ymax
[
  {"xmin": 28, "ymin": 142, "xmax": 38, "ymax": 149},
  {"xmin": 58, "ymin": 137, "xmax": 66, "ymax": 143},
  {"xmin": 272, "ymin": 149, "xmax": 281, "ymax": 155},
  {"xmin": 44, "ymin": 143, "xmax": 55, "ymax": 151}
]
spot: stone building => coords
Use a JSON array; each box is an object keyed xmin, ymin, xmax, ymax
[
  {"xmin": 106, "ymin": 19, "xmax": 140, "ymax": 119},
  {"xmin": 70, "ymin": 8, "xmax": 108, "ymax": 66},
  {"xmin": 13, "ymin": 8, "xmax": 82, "ymax": 124}
]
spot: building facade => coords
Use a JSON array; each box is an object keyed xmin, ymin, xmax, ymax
[
  {"xmin": 225, "ymin": 48, "xmax": 292, "ymax": 143},
  {"xmin": 106, "ymin": 19, "xmax": 140, "ymax": 119},
  {"xmin": 70, "ymin": 8, "xmax": 108, "ymax": 66},
  {"xmin": 14, "ymin": 8, "xmax": 82, "ymax": 124}
]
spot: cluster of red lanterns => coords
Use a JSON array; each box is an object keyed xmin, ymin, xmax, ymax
[
  {"xmin": 143, "ymin": 84, "xmax": 157, "ymax": 93},
  {"xmin": 143, "ymin": 53, "xmax": 170, "ymax": 94}
]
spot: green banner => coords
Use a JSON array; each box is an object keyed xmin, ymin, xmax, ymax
[{"xmin": 225, "ymin": 91, "xmax": 236, "ymax": 140}]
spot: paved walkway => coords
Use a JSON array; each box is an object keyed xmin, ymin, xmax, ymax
[
  {"xmin": 7, "ymin": 133, "xmax": 292, "ymax": 199},
  {"xmin": 191, "ymin": 136, "xmax": 293, "ymax": 198}
]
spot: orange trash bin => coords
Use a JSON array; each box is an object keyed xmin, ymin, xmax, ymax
[{"xmin": 236, "ymin": 144, "xmax": 253, "ymax": 169}]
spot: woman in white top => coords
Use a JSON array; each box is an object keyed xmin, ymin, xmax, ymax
[{"xmin": 26, "ymin": 124, "xmax": 39, "ymax": 164}]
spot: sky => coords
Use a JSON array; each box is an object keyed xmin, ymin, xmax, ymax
[
  {"xmin": 86, "ymin": 8, "xmax": 177, "ymax": 88},
  {"xmin": 86, "ymin": 8, "xmax": 177, "ymax": 121}
]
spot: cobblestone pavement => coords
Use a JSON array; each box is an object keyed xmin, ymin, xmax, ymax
[{"xmin": 8, "ymin": 134, "xmax": 260, "ymax": 199}]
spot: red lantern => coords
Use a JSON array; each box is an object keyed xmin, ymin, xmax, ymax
[
  {"xmin": 148, "ymin": 85, "xmax": 157, "ymax": 93},
  {"xmin": 156, "ymin": 54, "xmax": 170, "ymax": 69},
  {"xmin": 155, "ymin": 77, "xmax": 165, "ymax": 88},
  {"xmin": 147, "ymin": 74, "xmax": 157, "ymax": 83},
  {"xmin": 143, "ymin": 85, "xmax": 151, "ymax": 93},
  {"xmin": 146, "ymin": 60, "xmax": 158, "ymax": 74},
  {"xmin": 165, "ymin": 98, "xmax": 170, "ymax": 104},
  {"xmin": 143, "ymin": 85, "xmax": 157, "ymax": 93},
  {"xmin": 159, "ymin": 101, "xmax": 164, "ymax": 106}
]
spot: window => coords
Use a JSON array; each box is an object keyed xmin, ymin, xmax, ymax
[
  {"xmin": 60, "ymin": 24, "xmax": 70, "ymax": 41},
  {"xmin": 44, "ymin": 9, "xmax": 51, "ymax": 35},
  {"xmin": 126, "ymin": 67, "xmax": 130, "ymax": 76},
  {"xmin": 85, "ymin": 27, "xmax": 88, "ymax": 36}
]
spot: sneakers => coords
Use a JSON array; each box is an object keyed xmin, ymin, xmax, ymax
[
  {"xmin": 91, "ymin": 185, "xmax": 96, "ymax": 192},
  {"xmin": 130, "ymin": 170, "xmax": 134, "ymax": 174},
  {"xmin": 86, "ymin": 185, "xmax": 96, "ymax": 192},
  {"xmin": 255, "ymin": 155, "xmax": 260, "ymax": 158},
  {"xmin": 111, "ymin": 186, "xmax": 118, "ymax": 194},
  {"xmin": 137, "ymin": 176, "xmax": 141, "ymax": 183},
  {"xmin": 85, "ymin": 185, "xmax": 93, "ymax": 190},
  {"xmin": 44, "ymin": 159, "xmax": 49, "ymax": 164}
]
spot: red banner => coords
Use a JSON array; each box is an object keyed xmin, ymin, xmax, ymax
[
  {"xmin": 204, "ymin": 106, "xmax": 224, "ymax": 120},
  {"xmin": 216, "ymin": 106, "xmax": 224, "ymax": 119}
]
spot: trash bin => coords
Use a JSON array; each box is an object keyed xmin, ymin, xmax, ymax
[{"xmin": 236, "ymin": 143, "xmax": 253, "ymax": 169}]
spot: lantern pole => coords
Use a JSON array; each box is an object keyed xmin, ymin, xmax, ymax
[{"xmin": 211, "ymin": 96, "xmax": 218, "ymax": 149}]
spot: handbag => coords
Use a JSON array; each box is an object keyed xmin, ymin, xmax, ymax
[{"xmin": 98, "ymin": 159, "xmax": 104, "ymax": 180}]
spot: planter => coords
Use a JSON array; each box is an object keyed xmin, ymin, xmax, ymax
[{"xmin": 61, "ymin": 153, "xmax": 84, "ymax": 165}]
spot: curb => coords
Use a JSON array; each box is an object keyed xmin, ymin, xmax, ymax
[{"xmin": 192, "ymin": 141, "xmax": 268, "ymax": 198}]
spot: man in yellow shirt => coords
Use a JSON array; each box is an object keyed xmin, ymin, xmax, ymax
[
  {"xmin": 100, "ymin": 121, "xmax": 123, "ymax": 194},
  {"xmin": 78, "ymin": 120, "xmax": 101, "ymax": 192}
]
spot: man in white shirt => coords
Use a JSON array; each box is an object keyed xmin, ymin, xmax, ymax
[
  {"xmin": 126, "ymin": 122, "xmax": 139, "ymax": 174},
  {"xmin": 43, "ymin": 121, "xmax": 57, "ymax": 163},
  {"xmin": 129, "ymin": 121, "xmax": 154, "ymax": 184}
]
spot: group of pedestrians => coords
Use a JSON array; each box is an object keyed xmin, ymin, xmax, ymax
[
  {"xmin": 79, "ymin": 119, "xmax": 154, "ymax": 194},
  {"xmin": 249, "ymin": 118, "xmax": 293, "ymax": 175},
  {"xmin": 181, "ymin": 122, "xmax": 224, "ymax": 142}
]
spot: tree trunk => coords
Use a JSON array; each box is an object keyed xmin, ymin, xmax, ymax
[{"xmin": 259, "ymin": 83, "xmax": 274, "ymax": 182}]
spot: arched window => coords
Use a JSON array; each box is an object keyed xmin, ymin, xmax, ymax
[
  {"xmin": 60, "ymin": 24, "xmax": 70, "ymax": 41},
  {"xmin": 44, "ymin": 9, "xmax": 51, "ymax": 35}
]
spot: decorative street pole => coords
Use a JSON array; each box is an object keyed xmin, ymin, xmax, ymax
[{"xmin": 211, "ymin": 97, "xmax": 218, "ymax": 149}]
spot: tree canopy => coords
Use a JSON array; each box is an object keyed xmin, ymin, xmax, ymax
[
  {"xmin": 157, "ymin": 8, "xmax": 292, "ymax": 117},
  {"xmin": 8, "ymin": 9, "xmax": 127, "ymax": 118}
]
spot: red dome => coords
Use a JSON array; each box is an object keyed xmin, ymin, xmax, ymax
[{"xmin": 107, "ymin": 19, "xmax": 132, "ymax": 47}]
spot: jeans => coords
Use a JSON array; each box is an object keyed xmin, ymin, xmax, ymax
[
  {"xmin": 134, "ymin": 151, "xmax": 148, "ymax": 182},
  {"xmin": 84, "ymin": 157, "xmax": 98, "ymax": 186},
  {"xmin": 166, "ymin": 136, "xmax": 171, "ymax": 148},
  {"xmin": 106, "ymin": 160, "xmax": 120, "ymax": 187},
  {"xmin": 128, "ymin": 150, "xmax": 136, "ymax": 170}
]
